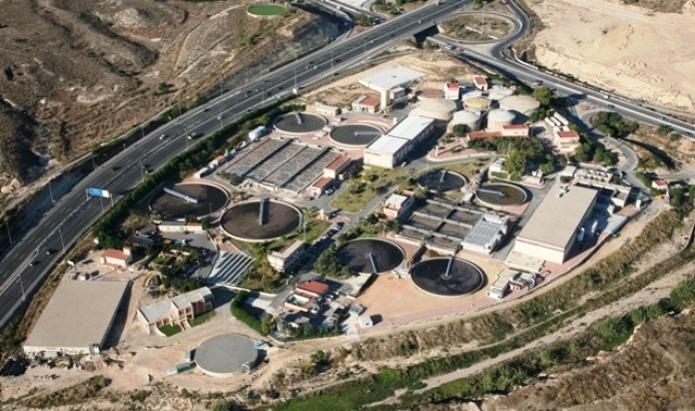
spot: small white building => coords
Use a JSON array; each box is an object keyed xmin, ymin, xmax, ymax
[
  {"xmin": 249, "ymin": 126, "xmax": 268, "ymax": 142},
  {"xmin": 553, "ymin": 129, "xmax": 581, "ymax": 154},
  {"xmin": 323, "ymin": 155, "xmax": 352, "ymax": 180},
  {"xmin": 444, "ymin": 81, "xmax": 461, "ymax": 100},
  {"xmin": 473, "ymin": 76, "xmax": 489, "ymax": 91},
  {"xmin": 383, "ymin": 192, "xmax": 416, "ymax": 222},
  {"xmin": 489, "ymin": 158, "xmax": 506, "ymax": 174},
  {"xmin": 267, "ymin": 240, "xmax": 306, "ymax": 273},
  {"xmin": 100, "ymin": 247, "xmax": 133, "ymax": 268},
  {"xmin": 487, "ymin": 269, "xmax": 516, "ymax": 299},
  {"xmin": 159, "ymin": 221, "xmax": 206, "ymax": 233},
  {"xmin": 358, "ymin": 316, "xmax": 374, "ymax": 329},
  {"xmin": 351, "ymin": 95, "xmax": 381, "ymax": 114},
  {"xmin": 313, "ymin": 103, "xmax": 341, "ymax": 116}
]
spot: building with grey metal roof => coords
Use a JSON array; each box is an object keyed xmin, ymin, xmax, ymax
[
  {"xmin": 462, "ymin": 213, "xmax": 509, "ymax": 254},
  {"xmin": 513, "ymin": 182, "xmax": 598, "ymax": 264},
  {"xmin": 23, "ymin": 280, "xmax": 130, "ymax": 356}
]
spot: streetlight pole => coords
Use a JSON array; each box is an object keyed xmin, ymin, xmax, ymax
[
  {"xmin": 4, "ymin": 220, "xmax": 12, "ymax": 245},
  {"xmin": 59, "ymin": 228, "xmax": 66, "ymax": 253},
  {"xmin": 48, "ymin": 180, "xmax": 55, "ymax": 203},
  {"xmin": 18, "ymin": 271, "xmax": 25, "ymax": 302}
]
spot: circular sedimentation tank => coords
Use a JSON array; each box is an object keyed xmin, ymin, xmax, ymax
[
  {"xmin": 336, "ymin": 238, "xmax": 404, "ymax": 274},
  {"xmin": 411, "ymin": 258, "xmax": 485, "ymax": 297},
  {"xmin": 273, "ymin": 112, "xmax": 327, "ymax": 135},
  {"xmin": 329, "ymin": 124, "xmax": 382, "ymax": 147},
  {"xmin": 476, "ymin": 183, "xmax": 528, "ymax": 207},
  {"xmin": 149, "ymin": 183, "xmax": 228, "ymax": 219},
  {"xmin": 196, "ymin": 334, "xmax": 259, "ymax": 378},
  {"xmin": 221, "ymin": 199, "xmax": 301, "ymax": 242},
  {"xmin": 417, "ymin": 169, "xmax": 467, "ymax": 193}
]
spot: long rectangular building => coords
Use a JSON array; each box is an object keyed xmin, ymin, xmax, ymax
[
  {"xmin": 364, "ymin": 116, "xmax": 434, "ymax": 169},
  {"xmin": 513, "ymin": 182, "xmax": 598, "ymax": 264},
  {"xmin": 24, "ymin": 280, "xmax": 130, "ymax": 356}
]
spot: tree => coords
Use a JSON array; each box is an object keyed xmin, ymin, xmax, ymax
[
  {"xmin": 211, "ymin": 400, "xmax": 240, "ymax": 411},
  {"xmin": 452, "ymin": 124, "xmax": 469, "ymax": 137},
  {"xmin": 657, "ymin": 124, "xmax": 672, "ymax": 135},
  {"xmin": 261, "ymin": 313, "xmax": 277, "ymax": 335},
  {"xmin": 505, "ymin": 149, "xmax": 526, "ymax": 176},
  {"xmin": 532, "ymin": 87, "xmax": 553, "ymax": 106}
]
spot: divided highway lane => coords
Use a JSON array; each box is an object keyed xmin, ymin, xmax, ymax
[{"xmin": 0, "ymin": 0, "xmax": 474, "ymax": 330}]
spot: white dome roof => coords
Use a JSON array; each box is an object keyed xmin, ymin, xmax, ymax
[
  {"xmin": 487, "ymin": 109, "xmax": 515, "ymax": 122},
  {"xmin": 461, "ymin": 90, "xmax": 483, "ymax": 100},
  {"xmin": 499, "ymin": 95, "xmax": 541, "ymax": 115},
  {"xmin": 419, "ymin": 98, "xmax": 457, "ymax": 112},
  {"xmin": 452, "ymin": 110, "xmax": 481, "ymax": 122}
]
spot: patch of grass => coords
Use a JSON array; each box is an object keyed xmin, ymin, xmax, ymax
[
  {"xmin": 248, "ymin": 4, "xmax": 286, "ymax": 16},
  {"xmin": 158, "ymin": 324, "xmax": 182, "ymax": 337},
  {"xmin": 332, "ymin": 167, "xmax": 407, "ymax": 213},
  {"xmin": 189, "ymin": 309, "xmax": 216, "ymax": 327},
  {"xmin": 441, "ymin": 160, "xmax": 486, "ymax": 178}
]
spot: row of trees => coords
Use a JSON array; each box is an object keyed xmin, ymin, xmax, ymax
[
  {"xmin": 468, "ymin": 137, "xmax": 547, "ymax": 176},
  {"xmin": 591, "ymin": 111, "xmax": 639, "ymax": 138}
]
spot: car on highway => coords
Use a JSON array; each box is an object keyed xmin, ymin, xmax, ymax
[
  {"xmin": 159, "ymin": 134, "xmax": 166, "ymax": 140},
  {"xmin": 29, "ymin": 261, "xmax": 38, "ymax": 267},
  {"xmin": 111, "ymin": 166, "xmax": 120, "ymax": 171},
  {"xmin": 46, "ymin": 249, "xmax": 54, "ymax": 255},
  {"xmin": 187, "ymin": 132, "xmax": 199, "ymax": 140}
]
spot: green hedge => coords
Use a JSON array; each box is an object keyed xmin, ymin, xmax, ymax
[{"xmin": 230, "ymin": 291, "xmax": 266, "ymax": 336}]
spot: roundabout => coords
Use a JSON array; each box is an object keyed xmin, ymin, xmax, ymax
[
  {"xmin": 411, "ymin": 258, "xmax": 485, "ymax": 297},
  {"xmin": 336, "ymin": 238, "xmax": 404, "ymax": 274},
  {"xmin": 273, "ymin": 112, "xmax": 326, "ymax": 135},
  {"xmin": 221, "ymin": 199, "xmax": 301, "ymax": 242},
  {"xmin": 149, "ymin": 183, "xmax": 228, "ymax": 219}
]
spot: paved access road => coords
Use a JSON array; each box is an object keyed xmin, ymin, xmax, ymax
[{"xmin": 0, "ymin": 0, "xmax": 476, "ymax": 330}]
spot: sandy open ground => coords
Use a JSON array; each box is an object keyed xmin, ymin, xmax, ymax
[{"xmin": 529, "ymin": 0, "xmax": 695, "ymax": 111}]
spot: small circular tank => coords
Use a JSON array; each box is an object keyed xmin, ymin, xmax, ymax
[
  {"xmin": 463, "ymin": 96, "xmax": 492, "ymax": 111},
  {"xmin": 451, "ymin": 110, "xmax": 481, "ymax": 131},
  {"xmin": 486, "ymin": 109, "xmax": 516, "ymax": 131}
]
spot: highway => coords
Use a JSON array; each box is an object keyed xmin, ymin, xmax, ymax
[
  {"xmin": 3, "ymin": 0, "xmax": 694, "ymax": 332},
  {"xmin": 432, "ymin": 0, "xmax": 695, "ymax": 137},
  {"xmin": 0, "ymin": 0, "xmax": 475, "ymax": 330}
]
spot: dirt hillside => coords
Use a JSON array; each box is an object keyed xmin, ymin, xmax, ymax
[
  {"xmin": 0, "ymin": 0, "xmax": 337, "ymax": 200},
  {"xmin": 526, "ymin": 0, "xmax": 695, "ymax": 112}
]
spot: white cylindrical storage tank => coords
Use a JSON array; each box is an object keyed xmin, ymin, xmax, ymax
[
  {"xmin": 451, "ymin": 110, "xmax": 481, "ymax": 131},
  {"xmin": 413, "ymin": 98, "xmax": 457, "ymax": 121},
  {"xmin": 461, "ymin": 90, "xmax": 483, "ymax": 101},
  {"xmin": 486, "ymin": 109, "xmax": 516, "ymax": 132},
  {"xmin": 488, "ymin": 88, "xmax": 515, "ymax": 101},
  {"xmin": 499, "ymin": 95, "xmax": 541, "ymax": 116},
  {"xmin": 463, "ymin": 96, "xmax": 492, "ymax": 111}
]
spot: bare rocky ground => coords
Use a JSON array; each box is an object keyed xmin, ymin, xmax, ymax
[
  {"xmin": 402, "ymin": 311, "xmax": 695, "ymax": 411},
  {"xmin": 0, "ymin": 0, "xmax": 339, "ymax": 209}
]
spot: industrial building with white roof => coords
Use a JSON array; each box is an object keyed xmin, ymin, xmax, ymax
[
  {"xmin": 23, "ymin": 280, "xmax": 130, "ymax": 356},
  {"xmin": 513, "ymin": 181, "xmax": 599, "ymax": 264},
  {"xmin": 364, "ymin": 116, "xmax": 435, "ymax": 168}
]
